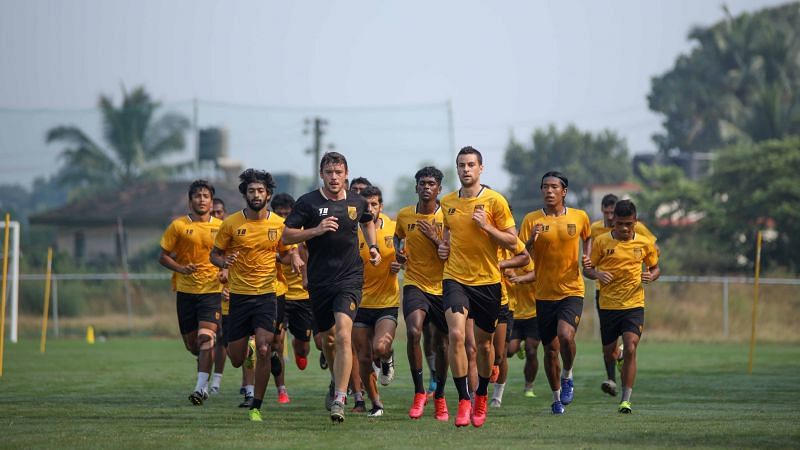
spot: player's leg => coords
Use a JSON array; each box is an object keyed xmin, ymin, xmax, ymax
[
  {"xmin": 472, "ymin": 324, "xmax": 495, "ymax": 428},
  {"xmin": 428, "ymin": 295, "xmax": 450, "ymax": 421},
  {"xmin": 599, "ymin": 309, "xmax": 620, "ymax": 397},
  {"xmin": 374, "ymin": 312, "xmax": 398, "ymax": 387},
  {"xmin": 444, "ymin": 280, "xmax": 471, "ymax": 427},
  {"xmin": 465, "ymin": 318, "xmax": 478, "ymax": 395},
  {"xmin": 490, "ymin": 320, "xmax": 508, "ymax": 407},
  {"xmin": 404, "ymin": 286, "xmax": 429, "ymax": 414},
  {"xmin": 524, "ymin": 335, "xmax": 541, "ymax": 397},
  {"xmin": 537, "ymin": 300, "xmax": 564, "ymax": 414},
  {"xmin": 287, "ymin": 300, "xmax": 312, "ymax": 370},
  {"xmin": 272, "ymin": 326, "xmax": 290, "ymax": 404},
  {"xmin": 422, "ymin": 320, "xmax": 437, "ymax": 397},
  {"xmin": 556, "ymin": 296, "xmax": 582, "ymax": 406},
  {"xmin": 210, "ymin": 325, "xmax": 226, "ymax": 394},
  {"xmin": 330, "ymin": 311, "xmax": 354, "ymax": 422},
  {"xmin": 249, "ymin": 326, "xmax": 274, "ymax": 421},
  {"xmin": 618, "ymin": 308, "xmax": 643, "ymax": 413}
]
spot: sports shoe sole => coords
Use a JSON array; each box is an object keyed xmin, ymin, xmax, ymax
[
  {"xmin": 189, "ymin": 392, "xmax": 204, "ymax": 406},
  {"xmin": 601, "ymin": 381, "xmax": 618, "ymax": 397}
]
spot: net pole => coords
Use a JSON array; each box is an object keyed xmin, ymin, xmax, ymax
[
  {"xmin": 0, "ymin": 214, "xmax": 11, "ymax": 376},
  {"xmin": 747, "ymin": 231, "xmax": 762, "ymax": 374},
  {"xmin": 40, "ymin": 248, "xmax": 53, "ymax": 353}
]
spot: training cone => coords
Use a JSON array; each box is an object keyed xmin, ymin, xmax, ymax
[{"xmin": 86, "ymin": 326, "xmax": 95, "ymax": 344}]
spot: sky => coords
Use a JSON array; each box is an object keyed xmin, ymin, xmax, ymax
[{"xmin": 0, "ymin": 0, "xmax": 789, "ymax": 201}]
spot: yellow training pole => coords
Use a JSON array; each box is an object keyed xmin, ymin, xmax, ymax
[
  {"xmin": 747, "ymin": 231, "xmax": 763, "ymax": 375},
  {"xmin": 40, "ymin": 248, "xmax": 53, "ymax": 353},
  {"xmin": 0, "ymin": 213, "xmax": 10, "ymax": 376}
]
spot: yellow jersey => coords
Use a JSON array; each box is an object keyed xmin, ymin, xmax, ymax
[
  {"xmin": 276, "ymin": 262, "xmax": 288, "ymax": 297},
  {"xmin": 520, "ymin": 208, "xmax": 591, "ymax": 301},
  {"xmin": 590, "ymin": 220, "xmax": 657, "ymax": 241},
  {"xmin": 281, "ymin": 261, "xmax": 309, "ymax": 301},
  {"xmin": 159, "ymin": 215, "xmax": 223, "ymax": 294},
  {"xmin": 441, "ymin": 187, "xmax": 516, "ymax": 286},
  {"xmin": 358, "ymin": 218, "xmax": 400, "ymax": 308},
  {"xmin": 511, "ymin": 260, "xmax": 537, "ymax": 319},
  {"xmin": 213, "ymin": 210, "xmax": 289, "ymax": 295},
  {"xmin": 395, "ymin": 204, "xmax": 445, "ymax": 296},
  {"xmin": 590, "ymin": 231, "xmax": 659, "ymax": 310},
  {"xmin": 497, "ymin": 240, "xmax": 525, "ymax": 306}
]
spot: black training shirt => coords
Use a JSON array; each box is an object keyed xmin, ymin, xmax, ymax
[{"xmin": 284, "ymin": 189, "xmax": 373, "ymax": 290}]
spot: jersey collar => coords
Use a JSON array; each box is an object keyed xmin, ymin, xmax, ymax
[
  {"xmin": 458, "ymin": 185, "xmax": 485, "ymax": 199},
  {"xmin": 319, "ymin": 188, "xmax": 347, "ymax": 202}
]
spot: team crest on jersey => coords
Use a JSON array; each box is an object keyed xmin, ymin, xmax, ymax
[
  {"xmin": 348, "ymin": 206, "xmax": 357, "ymax": 220},
  {"xmin": 384, "ymin": 236, "xmax": 393, "ymax": 248},
  {"xmin": 567, "ymin": 224, "xmax": 576, "ymax": 236},
  {"xmin": 634, "ymin": 247, "xmax": 643, "ymax": 259},
  {"xmin": 268, "ymin": 228, "xmax": 279, "ymax": 241}
]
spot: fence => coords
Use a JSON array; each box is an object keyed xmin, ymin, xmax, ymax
[{"xmin": 7, "ymin": 272, "xmax": 800, "ymax": 343}]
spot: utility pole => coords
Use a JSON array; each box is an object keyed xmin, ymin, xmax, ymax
[{"xmin": 304, "ymin": 117, "xmax": 328, "ymax": 190}]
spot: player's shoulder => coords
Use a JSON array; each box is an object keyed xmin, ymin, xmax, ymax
[
  {"xmin": 594, "ymin": 231, "xmax": 613, "ymax": 246},
  {"xmin": 221, "ymin": 210, "xmax": 245, "ymax": 227},
  {"xmin": 590, "ymin": 219, "xmax": 603, "ymax": 230},
  {"xmin": 568, "ymin": 207, "xmax": 590, "ymax": 221},
  {"xmin": 522, "ymin": 209, "xmax": 545, "ymax": 223},
  {"xmin": 268, "ymin": 211, "xmax": 286, "ymax": 225},
  {"xmin": 482, "ymin": 187, "xmax": 508, "ymax": 202},
  {"xmin": 440, "ymin": 191, "xmax": 458, "ymax": 204},
  {"xmin": 296, "ymin": 190, "xmax": 323, "ymax": 205},
  {"xmin": 397, "ymin": 205, "xmax": 415, "ymax": 218},
  {"xmin": 168, "ymin": 215, "xmax": 190, "ymax": 228},
  {"xmin": 633, "ymin": 232, "xmax": 655, "ymax": 246}
]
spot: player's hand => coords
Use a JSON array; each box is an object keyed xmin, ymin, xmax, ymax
[
  {"xmin": 641, "ymin": 270, "xmax": 652, "ymax": 284},
  {"xmin": 222, "ymin": 286, "xmax": 230, "ymax": 301},
  {"xmin": 291, "ymin": 252, "xmax": 305, "ymax": 274},
  {"xmin": 533, "ymin": 223, "xmax": 545, "ymax": 235},
  {"xmin": 472, "ymin": 207, "xmax": 489, "ymax": 230},
  {"xmin": 597, "ymin": 271, "xmax": 614, "ymax": 284},
  {"xmin": 437, "ymin": 240, "xmax": 450, "ymax": 260},
  {"xmin": 224, "ymin": 251, "xmax": 239, "ymax": 268},
  {"xmin": 316, "ymin": 216, "xmax": 339, "ymax": 235},
  {"xmin": 390, "ymin": 261, "xmax": 402, "ymax": 274},
  {"xmin": 503, "ymin": 268, "xmax": 515, "ymax": 278},
  {"xmin": 369, "ymin": 247, "xmax": 382, "ymax": 266},
  {"xmin": 217, "ymin": 268, "xmax": 229, "ymax": 284},
  {"xmin": 181, "ymin": 263, "xmax": 197, "ymax": 275},
  {"xmin": 416, "ymin": 219, "xmax": 439, "ymax": 241},
  {"xmin": 582, "ymin": 255, "xmax": 593, "ymax": 271}
]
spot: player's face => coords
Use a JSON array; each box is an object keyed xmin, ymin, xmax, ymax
[
  {"xmin": 365, "ymin": 195, "xmax": 382, "ymax": 222},
  {"xmin": 320, "ymin": 163, "xmax": 348, "ymax": 194},
  {"xmin": 541, "ymin": 177, "xmax": 567, "ymax": 207},
  {"xmin": 190, "ymin": 188, "xmax": 213, "ymax": 215},
  {"xmin": 245, "ymin": 183, "xmax": 270, "ymax": 211},
  {"xmin": 416, "ymin": 176, "xmax": 441, "ymax": 202},
  {"xmin": 273, "ymin": 206, "xmax": 292, "ymax": 218},
  {"xmin": 351, "ymin": 183, "xmax": 368, "ymax": 194},
  {"xmin": 602, "ymin": 205, "xmax": 616, "ymax": 225},
  {"xmin": 614, "ymin": 214, "xmax": 636, "ymax": 240},
  {"xmin": 211, "ymin": 203, "xmax": 226, "ymax": 219},
  {"xmin": 456, "ymin": 154, "xmax": 482, "ymax": 187}
]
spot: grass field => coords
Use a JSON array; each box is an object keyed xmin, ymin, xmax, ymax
[{"xmin": 1, "ymin": 338, "xmax": 799, "ymax": 449}]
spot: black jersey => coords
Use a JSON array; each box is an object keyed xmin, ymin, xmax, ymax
[{"xmin": 284, "ymin": 189, "xmax": 373, "ymax": 290}]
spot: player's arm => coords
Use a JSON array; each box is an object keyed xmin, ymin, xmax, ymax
[
  {"xmin": 437, "ymin": 226, "xmax": 451, "ymax": 260},
  {"xmin": 642, "ymin": 263, "xmax": 661, "ymax": 284},
  {"xmin": 210, "ymin": 246, "xmax": 238, "ymax": 269},
  {"xmin": 359, "ymin": 220, "xmax": 381, "ymax": 266},
  {"xmin": 473, "ymin": 206, "xmax": 518, "ymax": 251},
  {"xmin": 393, "ymin": 235, "xmax": 407, "ymax": 265},
  {"xmin": 583, "ymin": 244, "xmax": 612, "ymax": 283},
  {"xmin": 158, "ymin": 249, "xmax": 196, "ymax": 274},
  {"xmin": 415, "ymin": 218, "xmax": 443, "ymax": 248},
  {"xmin": 508, "ymin": 270, "xmax": 536, "ymax": 284},
  {"xmin": 283, "ymin": 218, "xmax": 338, "ymax": 244},
  {"xmin": 499, "ymin": 249, "xmax": 530, "ymax": 270},
  {"xmin": 279, "ymin": 245, "xmax": 305, "ymax": 274}
]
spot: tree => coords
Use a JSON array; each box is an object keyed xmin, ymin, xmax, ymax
[
  {"xmin": 648, "ymin": 3, "xmax": 800, "ymax": 155},
  {"xmin": 503, "ymin": 124, "xmax": 631, "ymax": 213},
  {"xmin": 47, "ymin": 86, "xmax": 190, "ymax": 195}
]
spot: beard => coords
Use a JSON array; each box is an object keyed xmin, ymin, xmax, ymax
[{"xmin": 247, "ymin": 198, "xmax": 266, "ymax": 211}]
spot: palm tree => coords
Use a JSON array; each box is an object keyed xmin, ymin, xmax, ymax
[{"xmin": 47, "ymin": 86, "xmax": 190, "ymax": 194}]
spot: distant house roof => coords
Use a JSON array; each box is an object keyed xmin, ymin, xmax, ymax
[
  {"xmin": 589, "ymin": 182, "xmax": 642, "ymax": 192},
  {"xmin": 30, "ymin": 181, "xmax": 247, "ymax": 227}
]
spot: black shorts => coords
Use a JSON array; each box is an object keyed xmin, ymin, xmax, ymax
[
  {"xmin": 354, "ymin": 307, "xmax": 399, "ymax": 328},
  {"xmin": 226, "ymin": 293, "xmax": 278, "ymax": 342},
  {"xmin": 443, "ymin": 280, "xmax": 501, "ymax": 333},
  {"xmin": 284, "ymin": 299, "xmax": 313, "ymax": 342},
  {"xmin": 276, "ymin": 295, "xmax": 286, "ymax": 333},
  {"xmin": 536, "ymin": 296, "xmax": 583, "ymax": 344},
  {"xmin": 599, "ymin": 308, "xmax": 644, "ymax": 346},
  {"xmin": 176, "ymin": 292, "xmax": 221, "ymax": 335},
  {"xmin": 402, "ymin": 285, "xmax": 448, "ymax": 333},
  {"xmin": 309, "ymin": 284, "xmax": 362, "ymax": 333},
  {"xmin": 220, "ymin": 315, "xmax": 230, "ymax": 345},
  {"xmin": 505, "ymin": 315, "xmax": 514, "ymax": 342},
  {"xmin": 510, "ymin": 317, "xmax": 540, "ymax": 341},
  {"xmin": 498, "ymin": 303, "xmax": 512, "ymax": 324}
]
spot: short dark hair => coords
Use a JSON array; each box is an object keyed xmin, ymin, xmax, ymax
[
  {"xmin": 614, "ymin": 199, "xmax": 637, "ymax": 218},
  {"xmin": 320, "ymin": 152, "xmax": 348, "ymax": 172},
  {"xmin": 350, "ymin": 177, "xmax": 371, "ymax": 187},
  {"xmin": 238, "ymin": 169, "xmax": 276, "ymax": 195},
  {"xmin": 188, "ymin": 179, "xmax": 215, "ymax": 200},
  {"xmin": 271, "ymin": 192, "xmax": 295, "ymax": 210},
  {"xmin": 540, "ymin": 171, "xmax": 568, "ymax": 188},
  {"xmin": 361, "ymin": 185, "xmax": 383, "ymax": 203},
  {"xmin": 212, "ymin": 198, "xmax": 225, "ymax": 208},
  {"xmin": 457, "ymin": 146, "xmax": 483, "ymax": 165},
  {"xmin": 601, "ymin": 194, "xmax": 619, "ymax": 208},
  {"xmin": 414, "ymin": 166, "xmax": 444, "ymax": 185}
]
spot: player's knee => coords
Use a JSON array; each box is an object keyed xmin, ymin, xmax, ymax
[
  {"xmin": 448, "ymin": 328, "xmax": 465, "ymax": 346},
  {"xmin": 406, "ymin": 325, "xmax": 423, "ymax": 343},
  {"xmin": 374, "ymin": 341, "xmax": 390, "ymax": 358},
  {"xmin": 198, "ymin": 329, "xmax": 215, "ymax": 351},
  {"xmin": 257, "ymin": 343, "xmax": 271, "ymax": 360},
  {"xmin": 623, "ymin": 343, "xmax": 636, "ymax": 359}
]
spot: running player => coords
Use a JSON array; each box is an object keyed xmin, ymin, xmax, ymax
[
  {"xmin": 209, "ymin": 197, "xmax": 228, "ymax": 394},
  {"xmin": 589, "ymin": 193, "xmax": 658, "ymax": 396},
  {"xmin": 283, "ymin": 152, "xmax": 381, "ymax": 423},
  {"xmin": 158, "ymin": 180, "xmax": 223, "ymax": 406},
  {"xmin": 507, "ymin": 259, "xmax": 541, "ymax": 399},
  {"xmin": 583, "ymin": 200, "xmax": 660, "ymax": 413},
  {"xmin": 352, "ymin": 185, "xmax": 400, "ymax": 417},
  {"xmin": 438, "ymin": 146, "xmax": 522, "ymax": 428},
  {"xmin": 395, "ymin": 166, "xmax": 450, "ymax": 421},
  {"xmin": 210, "ymin": 169, "xmax": 303, "ymax": 422},
  {"xmin": 519, "ymin": 171, "xmax": 591, "ymax": 415}
]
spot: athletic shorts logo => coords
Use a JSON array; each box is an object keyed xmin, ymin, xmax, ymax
[
  {"xmin": 306, "ymin": 329, "xmax": 312, "ymax": 337},
  {"xmin": 639, "ymin": 324, "xmax": 643, "ymax": 333},
  {"xmin": 575, "ymin": 315, "xmax": 580, "ymax": 325},
  {"xmin": 567, "ymin": 224, "xmax": 576, "ymax": 236},
  {"xmin": 634, "ymin": 247, "xmax": 643, "ymax": 259},
  {"xmin": 268, "ymin": 228, "xmax": 278, "ymax": 241},
  {"xmin": 348, "ymin": 206, "xmax": 357, "ymax": 220},
  {"xmin": 349, "ymin": 301, "xmax": 356, "ymax": 311},
  {"xmin": 215, "ymin": 311, "xmax": 220, "ymax": 320},
  {"xmin": 384, "ymin": 236, "xmax": 393, "ymax": 248}
]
